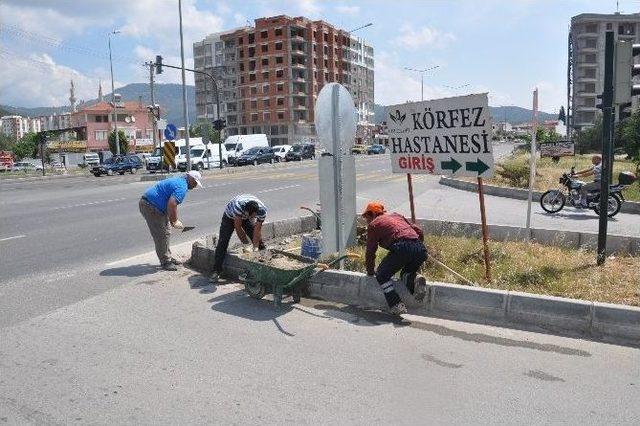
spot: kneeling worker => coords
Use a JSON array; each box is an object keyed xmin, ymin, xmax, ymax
[
  {"xmin": 210, "ymin": 194, "xmax": 268, "ymax": 283},
  {"xmin": 139, "ymin": 171, "xmax": 203, "ymax": 271},
  {"xmin": 362, "ymin": 201, "xmax": 428, "ymax": 315}
]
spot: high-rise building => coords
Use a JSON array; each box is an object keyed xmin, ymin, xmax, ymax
[
  {"xmin": 568, "ymin": 13, "xmax": 640, "ymax": 131},
  {"xmin": 193, "ymin": 15, "xmax": 375, "ymax": 146}
]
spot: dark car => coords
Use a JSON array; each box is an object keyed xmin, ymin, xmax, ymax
[
  {"xmin": 285, "ymin": 144, "xmax": 315, "ymax": 161},
  {"xmin": 367, "ymin": 144, "xmax": 386, "ymax": 155},
  {"xmin": 92, "ymin": 155, "xmax": 142, "ymax": 176},
  {"xmin": 236, "ymin": 147, "xmax": 276, "ymax": 166}
]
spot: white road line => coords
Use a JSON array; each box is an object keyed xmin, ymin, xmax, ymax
[
  {"xmin": 256, "ymin": 184, "xmax": 301, "ymax": 194},
  {"xmin": 0, "ymin": 235, "xmax": 26, "ymax": 242}
]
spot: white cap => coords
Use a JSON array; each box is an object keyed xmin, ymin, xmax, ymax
[{"xmin": 186, "ymin": 170, "xmax": 203, "ymax": 188}]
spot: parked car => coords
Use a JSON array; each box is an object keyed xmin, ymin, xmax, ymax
[
  {"xmin": 236, "ymin": 147, "xmax": 276, "ymax": 166},
  {"xmin": 367, "ymin": 144, "xmax": 386, "ymax": 155},
  {"xmin": 12, "ymin": 162, "xmax": 43, "ymax": 172},
  {"xmin": 272, "ymin": 144, "xmax": 292, "ymax": 162},
  {"xmin": 92, "ymin": 155, "xmax": 142, "ymax": 176},
  {"xmin": 82, "ymin": 153, "xmax": 100, "ymax": 167},
  {"xmin": 285, "ymin": 144, "xmax": 315, "ymax": 161},
  {"xmin": 351, "ymin": 144, "xmax": 367, "ymax": 155}
]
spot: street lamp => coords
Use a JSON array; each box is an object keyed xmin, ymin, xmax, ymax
[
  {"xmin": 404, "ymin": 66, "xmax": 440, "ymax": 101},
  {"xmin": 347, "ymin": 23, "xmax": 373, "ymax": 34},
  {"xmin": 108, "ymin": 29, "xmax": 121, "ymax": 155},
  {"xmin": 443, "ymin": 84, "xmax": 470, "ymax": 95}
]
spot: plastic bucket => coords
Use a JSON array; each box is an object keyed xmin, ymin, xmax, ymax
[{"xmin": 301, "ymin": 234, "xmax": 322, "ymax": 259}]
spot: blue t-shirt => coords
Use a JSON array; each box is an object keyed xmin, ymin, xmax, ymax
[{"xmin": 143, "ymin": 176, "xmax": 188, "ymax": 214}]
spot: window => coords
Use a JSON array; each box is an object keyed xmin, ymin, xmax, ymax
[
  {"xmin": 277, "ymin": 112, "xmax": 284, "ymax": 120},
  {"xmin": 136, "ymin": 130, "xmax": 143, "ymax": 139},
  {"xmin": 276, "ymin": 56, "xmax": 283, "ymax": 64},
  {"xmin": 262, "ymin": 71, "xmax": 269, "ymax": 80},
  {"xmin": 238, "ymin": 37, "xmax": 244, "ymax": 45},
  {"xmin": 240, "ymin": 76, "xmax": 245, "ymax": 84},
  {"xmin": 324, "ymin": 72, "xmax": 329, "ymax": 81},
  {"xmin": 275, "ymin": 28, "xmax": 283, "ymax": 36},
  {"xmin": 251, "ymin": 100, "xmax": 257, "ymax": 109},
  {"xmin": 275, "ymin": 41, "xmax": 283, "ymax": 50},
  {"xmin": 262, "ymin": 58, "xmax": 269, "ymax": 66},
  {"xmin": 261, "ymin": 44, "xmax": 268, "ymax": 53},
  {"xmin": 248, "ymin": 47, "xmax": 255, "ymax": 57},
  {"xmin": 249, "ymin": 73, "xmax": 256, "ymax": 81},
  {"xmin": 248, "ymin": 33, "xmax": 255, "ymax": 44},
  {"xmin": 251, "ymin": 113, "xmax": 258, "ymax": 122},
  {"xmin": 606, "ymin": 23, "xmax": 612, "ymax": 30},
  {"xmin": 323, "ymin": 33, "xmax": 328, "ymax": 42},
  {"xmin": 324, "ymin": 59, "xmax": 328, "ymax": 67},
  {"xmin": 263, "ymin": 84, "xmax": 269, "ymax": 94},
  {"xmin": 277, "ymin": 97, "xmax": 284, "ymax": 106},
  {"xmin": 240, "ymin": 88, "xmax": 246, "ymax": 97},
  {"xmin": 277, "ymin": 83, "xmax": 284, "ymax": 92},
  {"xmin": 239, "ymin": 63, "xmax": 245, "ymax": 71},
  {"xmin": 263, "ymin": 99, "xmax": 270, "ymax": 107},
  {"xmin": 276, "ymin": 69, "xmax": 284, "ymax": 78},
  {"xmin": 250, "ymin": 86, "xmax": 257, "ymax": 95},
  {"xmin": 95, "ymin": 130, "xmax": 108, "ymax": 141},
  {"xmin": 263, "ymin": 112, "xmax": 270, "ymax": 121},
  {"xmin": 261, "ymin": 30, "xmax": 268, "ymax": 39},
  {"xmin": 239, "ymin": 49, "xmax": 244, "ymax": 58}
]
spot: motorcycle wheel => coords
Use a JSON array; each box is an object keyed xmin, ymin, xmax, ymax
[
  {"xmin": 593, "ymin": 194, "xmax": 622, "ymax": 218},
  {"xmin": 540, "ymin": 190, "xmax": 566, "ymax": 213}
]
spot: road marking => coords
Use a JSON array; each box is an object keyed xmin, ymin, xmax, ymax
[
  {"xmin": 257, "ymin": 184, "xmax": 301, "ymax": 194},
  {"xmin": 0, "ymin": 235, "xmax": 26, "ymax": 242},
  {"xmin": 52, "ymin": 197, "xmax": 129, "ymax": 211}
]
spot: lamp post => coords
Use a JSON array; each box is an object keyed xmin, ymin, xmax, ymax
[
  {"xmin": 178, "ymin": 0, "xmax": 191, "ymax": 171},
  {"xmin": 347, "ymin": 23, "xmax": 373, "ymax": 34},
  {"xmin": 443, "ymin": 84, "xmax": 470, "ymax": 95},
  {"xmin": 108, "ymin": 30, "xmax": 121, "ymax": 155},
  {"xmin": 404, "ymin": 66, "xmax": 440, "ymax": 101}
]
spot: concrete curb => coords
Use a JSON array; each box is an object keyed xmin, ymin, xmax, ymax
[
  {"xmin": 139, "ymin": 160, "xmax": 315, "ymax": 182},
  {"xmin": 439, "ymin": 176, "xmax": 640, "ymax": 215},
  {"xmin": 189, "ymin": 215, "xmax": 640, "ymax": 347},
  {"xmin": 0, "ymin": 172, "xmax": 90, "ymax": 182}
]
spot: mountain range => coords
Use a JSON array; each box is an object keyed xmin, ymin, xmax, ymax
[{"xmin": 2, "ymin": 83, "xmax": 558, "ymax": 127}]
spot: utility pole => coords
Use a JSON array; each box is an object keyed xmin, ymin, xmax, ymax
[
  {"xmin": 178, "ymin": 0, "xmax": 191, "ymax": 171},
  {"xmin": 148, "ymin": 61, "xmax": 158, "ymax": 149},
  {"xmin": 597, "ymin": 31, "xmax": 615, "ymax": 266},
  {"xmin": 108, "ymin": 30, "xmax": 121, "ymax": 155}
]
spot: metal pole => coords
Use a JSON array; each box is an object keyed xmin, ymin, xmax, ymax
[
  {"xmin": 109, "ymin": 33, "xmax": 120, "ymax": 155},
  {"xmin": 331, "ymin": 85, "xmax": 344, "ymax": 264},
  {"xmin": 178, "ymin": 0, "xmax": 191, "ymax": 171},
  {"xmin": 407, "ymin": 174, "xmax": 416, "ymax": 223},
  {"xmin": 597, "ymin": 31, "xmax": 615, "ymax": 266},
  {"xmin": 526, "ymin": 88, "xmax": 538, "ymax": 236},
  {"xmin": 477, "ymin": 177, "xmax": 492, "ymax": 282},
  {"xmin": 212, "ymin": 72, "xmax": 223, "ymax": 169},
  {"xmin": 149, "ymin": 62, "xmax": 157, "ymax": 150}
]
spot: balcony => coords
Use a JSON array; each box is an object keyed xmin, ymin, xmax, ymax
[
  {"xmin": 293, "ymin": 75, "xmax": 306, "ymax": 83},
  {"xmin": 291, "ymin": 34, "xmax": 305, "ymax": 42},
  {"xmin": 576, "ymin": 91, "xmax": 597, "ymax": 97},
  {"xmin": 293, "ymin": 103, "xmax": 307, "ymax": 110},
  {"xmin": 576, "ymin": 30, "xmax": 598, "ymax": 38},
  {"xmin": 291, "ymin": 48, "xmax": 306, "ymax": 57},
  {"xmin": 576, "ymin": 76, "xmax": 597, "ymax": 83},
  {"xmin": 292, "ymin": 61, "xmax": 306, "ymax": 69},
  {"xmin": 577, "ymin": 61, "xmax": 598, "ymax": 68},
  {"xmin": 292, "ymin": 91, "xmax": 307, "ymax": 97}
]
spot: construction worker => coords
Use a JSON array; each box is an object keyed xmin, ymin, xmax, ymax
[
  {"xmin": 362, "ymin": 201, "xmax": 428, "ymax": 315},
  {"xmin": 209, "ymin": 194, "xmax": 267, "ymax": 283},
  {"xmin": 573, "ymin": 154, "xmax": 602, "ymax": 208},
  {"xmin": 139, "ymin": 170, "xmax": 203, "ymax": 271}
]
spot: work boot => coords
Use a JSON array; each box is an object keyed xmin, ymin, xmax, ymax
[
  {"xmin": 414, "ymin": 275, "xmax": 428, "ymax": 302},
  {"xmin": 209, "ymin": 272, "xmax": 220, "ymax": 283},
  {"xmin": 161, "ymin": 262, "xmax": 178, "ymax": 271},
  {"xmin": 170, "ymin": 257, "xmax": 183, "ymax": 265},
  {"xmin": 389, "ymin": 302, "xmax": 407, "ymax": 316}
]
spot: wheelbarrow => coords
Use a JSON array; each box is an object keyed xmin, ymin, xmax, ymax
[{"xmin": 241, "ymin": 249, "xmax": 357, "ymax": 308}]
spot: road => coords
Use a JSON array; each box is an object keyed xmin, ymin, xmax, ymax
[{"xmin": 1, "ymin": 147, "xmax": 639, "ymax": 424}]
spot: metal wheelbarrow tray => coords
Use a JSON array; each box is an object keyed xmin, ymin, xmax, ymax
[{"xmin": 241, "ymin": 249, "xmax": 353, "ymax": 308}]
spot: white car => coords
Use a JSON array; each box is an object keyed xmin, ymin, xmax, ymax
[
  {"xmin": 12, "ymin": 162, "xmax": 43, "ymax": 172},
  {"xmin": 272, "ymin": 144, "xmax": 292, "ymax": 162}
]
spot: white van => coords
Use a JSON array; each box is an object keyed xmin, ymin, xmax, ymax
[
  {"xmin": 82, "ymin": 153, "xmax": 100, "ymax": 167},
  {"xmin": 146, "ymin": 138, "xmax": 199, "ymax": 172},
  {"xmin": 178, "ymin": 142, "xmax": 224, "ymax": 171},
  {"xmin": 224, "ymin": 134, "xmax": 268, "ymax": 165},
  {"xmin": 272, "ymin": 144, "xmax": 292, "ymax": 162}
]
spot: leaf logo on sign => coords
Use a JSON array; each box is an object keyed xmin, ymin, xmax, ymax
[{"xmin": 389, "ymin": 109, "xmax": 406, "ymax": 124}]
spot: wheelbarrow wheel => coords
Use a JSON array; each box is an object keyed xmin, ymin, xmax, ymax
[
  {"xmin": 245, "ymin": 281, "xmax": 266, "ymax": 299},
  {"xmin": 292, "ymin": 286, "xmax": 302, "ymax": 303}
]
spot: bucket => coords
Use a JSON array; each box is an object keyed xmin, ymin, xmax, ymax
[{"xmin": 301, "ymin": 234, "xmax": 322, "ymax": 259}]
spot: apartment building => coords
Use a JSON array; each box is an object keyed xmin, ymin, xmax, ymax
[
  {"xmin": 569, "ymin": 13, "xmax": 640, "ymax": 130},
  {"xmin": 193, "ymin": 15, "xmax": 375, "ymax": 146},
  {"xmin": 0, "ymin": 115, "xmax": 42, "ymax": 139}
]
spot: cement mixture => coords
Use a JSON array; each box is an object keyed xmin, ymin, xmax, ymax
[{"xmin": 241, "ymin": 250, "xmax": 310, "ymax": 271}]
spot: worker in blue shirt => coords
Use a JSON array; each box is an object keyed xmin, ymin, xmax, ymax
[{"xmin": 139, "ymin": 171, "xmax": 202, "ymax": 270}]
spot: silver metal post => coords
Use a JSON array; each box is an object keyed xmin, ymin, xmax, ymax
[
  {"xmin": 149, "ymin": 62, "xmax": 157, "ymax": 149},
  {"xmin": 108, "ymin": 31, "xmax": 120, "ymax": 155},
  {"xmin": 178, "ymin": 0, "xmax": 191, "ymax": 171}
]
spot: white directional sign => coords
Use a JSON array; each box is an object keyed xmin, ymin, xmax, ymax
[{"xmin": 387, "ymin": 93, "xmax": 494, "ymax": 177}]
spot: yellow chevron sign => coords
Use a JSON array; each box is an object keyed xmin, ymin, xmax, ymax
[{"xmin": 163, "ymin": 142, "xmax": 176, "ymax": 168}]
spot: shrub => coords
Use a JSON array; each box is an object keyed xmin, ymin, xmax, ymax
[{"xmin": 495, "ymin": 159, "xmax": 530, "ymax": 187}]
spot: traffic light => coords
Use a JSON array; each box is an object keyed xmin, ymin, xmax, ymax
[
  {"xmin": 155, "ymin": 55, "xmax": 163, "ymax": 74},
  {"xmin": 596, "ymin": 93, "xmax": 603, "ymax": 110},
  {"xmin": 213, "ymin": 118, "xmax": 226, "ymax": 131},
  {"xmin": 614, "ymin": 41, "xmax": 640, "ymax": 105}
]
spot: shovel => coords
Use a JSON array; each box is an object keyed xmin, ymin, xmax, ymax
[{"xmin": 181, "ymin": 225, "xmax": 196, "ymax": 233}]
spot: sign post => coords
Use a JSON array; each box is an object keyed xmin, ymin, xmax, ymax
[
  {"xmin": 386, "ymin": 93, "xmax": 495, "ymax": 280},
  {"xmin": 163, "ymin": 124, "xmax": 177, "ymax": 172},
  {"xmin": 525, "ymin": 88, "xmax": 539, "ymax": 238}
]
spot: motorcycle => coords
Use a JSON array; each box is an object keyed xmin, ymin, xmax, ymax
[{"xmin": 540, "ymin": 167, "xmax": 637, "ymax": 218}]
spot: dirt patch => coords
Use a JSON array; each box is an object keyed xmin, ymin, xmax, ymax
[{"xmin": 240, "ymin": 250, "xmax": 310, "ymax": 270}]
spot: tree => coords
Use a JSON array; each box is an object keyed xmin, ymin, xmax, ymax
[
  {"xmin": 189, "ymin": 119, "xmax": 220, "ymax": 144},
  {"xmin": 573, "ymin": 116, "xmax": 603, "ymax": 154},
  {"xmin": 558, "ymin": 106, "xmax": 566, "ymax": 125},
  {"xmin": 0, "ymin": 133, "xmax": 16, "ymax": 151},
  {"xmin": 108, "ymin": 130, "xmax": 129, "ymax": 155},
  {"xmin": 12, "ymin": 133, "xmax": 38, "ymax": 160},
  {"xmin": 616, "ymin": 110, "xmax": 640, "ymax": 162}
]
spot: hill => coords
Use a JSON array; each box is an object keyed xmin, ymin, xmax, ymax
[
  {"xmin": 374, "ymin": 103, "xmax": 557, "ymax": 125},
  {"xmin": 0, "ymin": 83, "xmax": 197, "ymax": 127}
]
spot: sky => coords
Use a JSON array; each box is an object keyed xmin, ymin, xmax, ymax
[{"xmin": 1, "ymin": 0, "xmax": 638, "ymax": 113}]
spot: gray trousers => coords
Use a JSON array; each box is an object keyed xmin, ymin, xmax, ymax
[
  {"xmin": 139, "ymin": 198, "xmax": 171, "ymax": 265},
  {"xmin": 580, "ymin": 181, "xmax": 601, "ymax": 201}
]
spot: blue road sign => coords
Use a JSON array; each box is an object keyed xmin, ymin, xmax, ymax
[{"xmin": 164, "ymin": 124, "xmax": 177, "ymax": 141}]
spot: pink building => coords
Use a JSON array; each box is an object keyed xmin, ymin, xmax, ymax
[{"xmin": 71, "ymin": 101, "xmax": 154, "ymax": 152}]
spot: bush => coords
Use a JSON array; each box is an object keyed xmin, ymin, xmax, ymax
[{"xmin": 495, "ymin": 159, "xmax": 530, "ymax": 187}]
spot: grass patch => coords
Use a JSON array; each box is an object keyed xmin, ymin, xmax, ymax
[
  {"xmin": 337, "ymin": 235, "xmax": 639, "ymax": 306},
  {"xmin": 476, "ymin": 153, "xmax": 640, "ymax": 202}
]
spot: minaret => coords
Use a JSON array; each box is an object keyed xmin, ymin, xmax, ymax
[
  {"xmin": 98, "ymin": 80, "xmax": 104, "ymax": 102},
  {"xmin": 69, "ymin": 80, "xmax": 77, "ymax": 112}
]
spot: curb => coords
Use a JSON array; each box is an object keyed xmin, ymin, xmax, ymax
[
  {"xmin": 0, "ymin": 172, "xmax": 90, "ymax": 183},
  {"xmin": 188, "ymin": 215, "xmax": 640, "ymax": 347},
  {"xmin": 439, "ymin": 176, "xmax": 640, "ymax": 215}
]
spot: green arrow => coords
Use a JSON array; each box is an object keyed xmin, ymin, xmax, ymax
[
  {"xmin": 465, "ymin": 158, "xmax": 490, "ymax": 175},
  {"xmin": 440, "ymin": 158, "xmax": 462, "ymax": 173}
]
